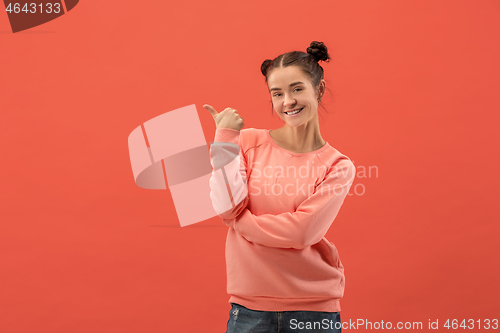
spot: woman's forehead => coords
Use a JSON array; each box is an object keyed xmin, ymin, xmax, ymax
[{"xmin": 267, "ymin": 66, "xmax": 309, "ymax": 87}]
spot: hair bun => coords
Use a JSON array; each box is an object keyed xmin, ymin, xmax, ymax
[
  {"xmin": 306, "ymin": 41, "xmax": 330, "ymax": 62},
  {"xmin": 260, "ymin": 59, "xmax": 272, "ymax": 76}
]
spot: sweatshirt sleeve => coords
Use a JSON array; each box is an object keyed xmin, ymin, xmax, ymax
[
  {"xmin": 226, "ymin": 158, "xmax": 356, "ymax": 249},
  {"xmin": 209, "ymin": 128, "xmax": 250, "ymax": 220}
]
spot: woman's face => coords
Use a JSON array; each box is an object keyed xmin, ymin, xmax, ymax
[{"xmin": 267, "ymin": 66, "xmax": 323, "ymax": 126}]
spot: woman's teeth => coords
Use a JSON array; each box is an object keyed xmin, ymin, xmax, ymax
[{"xmin": 285, "ymin": 108, "xmax": 303, "ymax": 115}]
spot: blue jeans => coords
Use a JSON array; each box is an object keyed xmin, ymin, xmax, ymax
[{"xmin": 226, "ymin": 303, "xmax": 342, "ymax": 333}]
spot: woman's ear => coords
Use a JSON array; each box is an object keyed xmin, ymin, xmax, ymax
[{"xmin": 316, "ymin": 80, "xmax": 326, "ymax": 101}]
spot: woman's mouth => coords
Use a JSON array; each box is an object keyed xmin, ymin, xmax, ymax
[{"xmin": 284, "ymin": 108, "xmax": 304, "ymax": 117}]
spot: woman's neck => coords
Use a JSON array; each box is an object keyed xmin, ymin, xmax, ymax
[{"xmin": 272, "ymin": 124, "xmax": 326, "ymax": 153}]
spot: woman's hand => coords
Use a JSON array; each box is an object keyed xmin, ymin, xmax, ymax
[{"xmin": 203, "ymin": 104, "xmax": 245, "ymax": 131}]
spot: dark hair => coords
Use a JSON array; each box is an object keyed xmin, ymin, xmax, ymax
[{"xmin": 260, "ymin": 41, "xmax": 332, "ymax": 120}]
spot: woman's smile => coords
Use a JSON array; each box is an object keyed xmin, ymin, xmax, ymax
[{"xmin": 284, "ymin": 107, "xmax": 304, "ymax": 117}]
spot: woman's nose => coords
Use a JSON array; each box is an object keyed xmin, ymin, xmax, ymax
[{"xmin": 283, "ymin": 94, "xmax": 296, "ymax": 107}]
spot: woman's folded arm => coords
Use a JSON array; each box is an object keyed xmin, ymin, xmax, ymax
[{"xmin": 226, "ymin": 159, "xmax": 356, "ymax": 249}]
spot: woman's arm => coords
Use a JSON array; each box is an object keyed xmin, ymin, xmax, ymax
[
  {"xmin": 209, "ymin": 128, "xmax": 250, "ymax": 220},
  {"xmin": 226, "ymin": 159, "xmax": 356, "ymax": 249}
]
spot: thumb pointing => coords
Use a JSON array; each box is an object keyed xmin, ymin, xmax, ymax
[{"xmin": 203, "ymin": 104, "xmax": 218, "ymax": 118}]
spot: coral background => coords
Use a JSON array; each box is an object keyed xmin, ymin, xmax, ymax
[{"xmin": 1, "ymin": 0, "xmax": 499, "ymax": 332}]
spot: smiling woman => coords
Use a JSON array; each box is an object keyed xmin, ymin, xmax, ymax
[
  {"xmin": 263, "ymin": 41, "xmax": 330, "ymax": 154},
  {"xmin": 207, "ymin": 41, "xmax": 354, "ymax": 333}
]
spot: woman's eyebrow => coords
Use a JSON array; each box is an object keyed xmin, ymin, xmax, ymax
[{"xmin": 269, "ymin": 81, "xmax": 304, "ymax": 92}]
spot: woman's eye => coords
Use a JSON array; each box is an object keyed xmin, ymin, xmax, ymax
[{"xmin": 272, "ymin": 88, "xmax": 300, "ymax": 97}]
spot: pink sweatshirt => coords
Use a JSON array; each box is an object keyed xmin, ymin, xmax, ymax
[{"xmin": 209, "ymin": 128, "xmax": 356, "ymax": 312}]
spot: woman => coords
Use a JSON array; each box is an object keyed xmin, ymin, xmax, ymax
[{"xmin": 205, "ymin": 41, "xmax": 355, "ymax": 333}]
